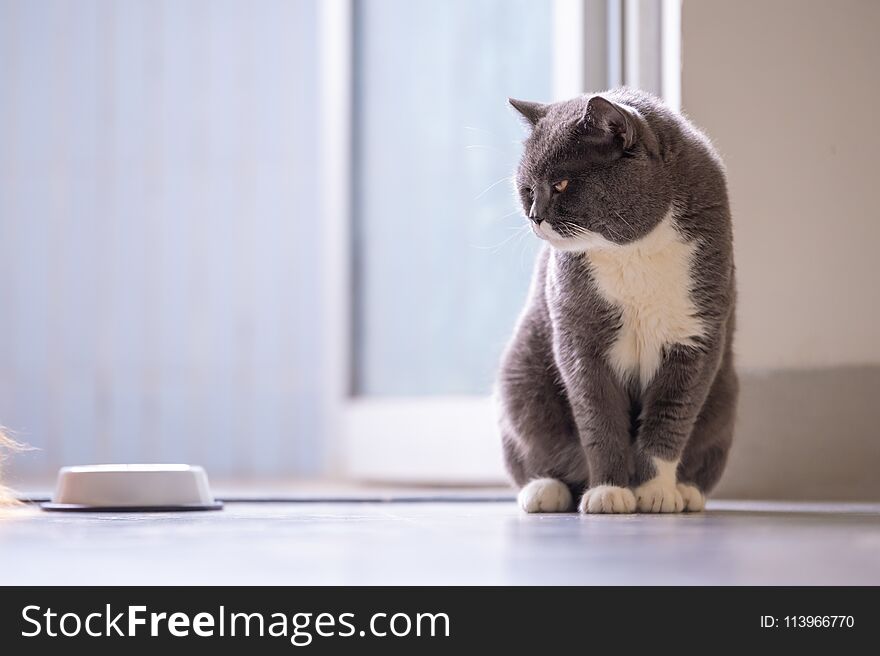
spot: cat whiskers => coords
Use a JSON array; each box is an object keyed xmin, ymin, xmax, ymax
[
  {"xmin": 557, "ymin": 222, "xmax": 581, "ymax": 238},
  {"xmin": 464, "ymin": 144, "xmax": 505, "ymax": 153},
  {"xmin": 470, "ymin": 223, "xmax": 532, "ymax": 253},
  {"xmin": 601, "ymin": 221, "xmax": 626, "ymax": 242},
  {"xmin": 475, "ymin": 206, "xmax": 527, "ymax": 229},
  {"xmin": 559, "ymin": 221, "xmax": 592, "ymax": 240},
  {"xmin": 561, "ymin": 215, "xmax": 622, "ymax": 242},
  {"xmin": 517, "ymin": 224, "xmax": 537, "ymax": 273},
  {"xmin": 463, "ymin": 125, "xmax": 498, "ymax": 136},
  {"xmin": 498, "ymin": 207, "xmax": 525, "ymax": 220},
  {"xmin": 613, "ymin": 210, "xmax": 636, "ymax": 236},
  {"xmin": 474, "ymin": 175, "xmax": 515, "ymax": 200}
]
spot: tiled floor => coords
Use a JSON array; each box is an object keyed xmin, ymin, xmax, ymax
[{"xmin": 2, "ymin": 499, "xmax": 879, "ymax": 585}]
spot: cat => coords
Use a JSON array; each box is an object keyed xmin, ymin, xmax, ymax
[{"xmin": 497, "ymin": 88, "xmax": 737, "ymax": 514}]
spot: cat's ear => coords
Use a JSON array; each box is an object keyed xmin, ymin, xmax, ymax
[
  {"xmin": 508, "ymin": 98, "xmax": 548, "ymax": 127},
  {"xmin": 582, "ymin": 96, "xmax": 636, "ymax": 149}
]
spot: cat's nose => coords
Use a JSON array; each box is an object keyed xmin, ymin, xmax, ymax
[
  {"xmin": 530, "ymin": 194, "xmax": 550, "ymax": 224},
  {"xmin": 528, "ymin": 200, "xmax": 543, "ymax": 225}
]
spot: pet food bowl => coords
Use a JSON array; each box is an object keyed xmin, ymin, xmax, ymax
[{"xmin": 42, "ymin": 464, "xmax": 223, "ymax": 512}]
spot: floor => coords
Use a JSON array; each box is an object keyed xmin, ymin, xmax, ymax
[{"xmin": 2, "ymin": 498, "xmax": 879, "ymax": 585}]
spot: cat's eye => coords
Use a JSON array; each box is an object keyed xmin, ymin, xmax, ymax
[{"xmin": 553, "ymin": 179, "xmax": 569, "ymax": 193}]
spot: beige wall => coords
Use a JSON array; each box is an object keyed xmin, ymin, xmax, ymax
[{"xmin": 682, "ymin": 0, "xmax": 880, "ymax": 371}]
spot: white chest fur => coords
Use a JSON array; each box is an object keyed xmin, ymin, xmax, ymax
[{"xmin": 584, "ymin": 213, "xmax": 705, "ymax": 387}]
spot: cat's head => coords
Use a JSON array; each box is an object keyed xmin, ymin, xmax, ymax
[{"xmin": 509, "ymin": 90, "xmax": 672, "ymax": 251}]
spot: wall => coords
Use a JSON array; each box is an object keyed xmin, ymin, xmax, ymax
[
  {"xmin": 682, "ymin": 0, "xmax": 880, "ymax": 499},
  {"xmin": 682, "ymin": 0, "xmax": 880, "ymax": 371}
]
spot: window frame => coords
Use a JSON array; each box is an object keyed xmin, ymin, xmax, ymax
[{"xmin": 319, "ymin": 0, "xmax": 682, "ymax": 483}]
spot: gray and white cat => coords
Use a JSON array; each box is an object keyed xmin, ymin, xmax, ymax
[{"xmin": 497, "ymin": 88, "xmax": 737, "ymax": 514}]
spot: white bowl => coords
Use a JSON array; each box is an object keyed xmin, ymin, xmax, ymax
[{"xmin": 43, "ymin": 464, "xmax": 222, "ymax": 512}]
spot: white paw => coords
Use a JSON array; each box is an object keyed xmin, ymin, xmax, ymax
[
  {"xmin": 578, "ymin": 485, "xmax": 636, "ymax": 514},
  {"xmin": 677, "ymin": 483, "xmax": 705, "ymax": 512},
  {"xmin": 634, "ymin": 479, "xmax": 684, "ymax": 513},
  {"xmin": 518, "ymin": 478, "xmax": 573, "ymax": 513}
]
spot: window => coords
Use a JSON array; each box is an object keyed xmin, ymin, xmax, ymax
[
  {"xmin": 353, "ymin": 0, "xmax": 552, "ymax": 398},
  {"xmin": 340, "ymin": 0, "xmax": 681, "ymax": 481}
]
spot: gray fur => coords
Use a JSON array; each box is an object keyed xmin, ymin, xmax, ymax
[{"xmin": 497, "ymin": 88, "xmax": 737, "ymax": 508}]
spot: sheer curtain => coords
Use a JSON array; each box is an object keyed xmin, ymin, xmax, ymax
[{"xmin": 0, "ymin": 0, "xmax": 323, "ymax": 478}]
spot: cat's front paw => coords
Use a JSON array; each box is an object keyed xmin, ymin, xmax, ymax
[
  {"xmin": 676, "ymin": 483, "xmax": 705, "ymax": 512},
  {"xmin": 518, "ymin": 478, "xmax": 573, "ymax": 513},
  {"xmin": 578, "ymin": 485, "xmax": 636, "ymax": 514},
  {"xmin": 634, "ymin": 479, "xmax": 684, "ymax": 513}
]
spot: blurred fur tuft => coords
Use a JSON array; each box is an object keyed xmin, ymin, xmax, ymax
[{"xmin": 0, "ymin": 426, "xmax": 23, "ymax": 506}]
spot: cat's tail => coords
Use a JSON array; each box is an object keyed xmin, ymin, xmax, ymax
[{"xmin": 0, "ymin": 426, "xmax": 23, "ymax": 506}]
